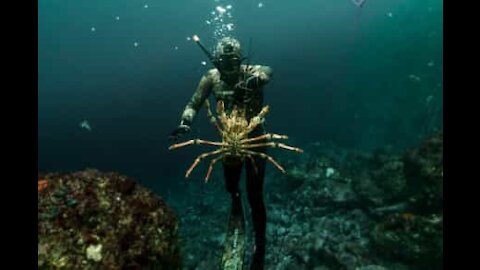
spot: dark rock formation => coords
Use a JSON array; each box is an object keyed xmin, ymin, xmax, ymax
[{"xmin": 38, "ymin": 169, "xmax": 181, "ymax": 269}]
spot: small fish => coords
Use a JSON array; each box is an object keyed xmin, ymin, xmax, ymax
[{"xmin": 79, "ymin": 120, "xmax": 92, "ymax": 131}]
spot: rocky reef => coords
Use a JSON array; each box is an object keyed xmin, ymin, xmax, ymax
[
  {"xmin": 171, "ymin": 131, "xmax": 443, "ymax": 269},
  {"xmin": 371, "ymin": 131, "xmax": 443, "ymax": 269},
  {"xmin": 38, "ymin": 169, "xmax": 181, "ymax": 269},
  {"xmin": 37, "ymin": 131, "xmax": 442, "ymax": 269},
  {"xmin": 403, "ymin": 132, "xmax": 443, "ymax": 215}
]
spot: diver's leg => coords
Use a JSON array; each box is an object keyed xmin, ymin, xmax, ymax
[
  {"xmin": 221, "ymin": 159, "xmax": 247, "ymax": 269},
  {"xmin": 223, "ymin": 159, "xmax": 243, "ymax": 216},
  {"xmin": 246, "ymin": 148, "xmax": 267, "ymax": 269}
]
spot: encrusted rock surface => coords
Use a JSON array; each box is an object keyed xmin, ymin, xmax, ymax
[
  {"xmin": 38, "ymin": 169, "xmax": 181, "ymax": 269},
  {"xmin": 170, "ymin": 131, "xmax": 443, "ymax": 270}
]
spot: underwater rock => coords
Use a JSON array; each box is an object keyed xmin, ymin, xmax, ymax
[
  {"xmin": 370, "ymin": 154, "xmax": 407, "ymax": 200},
  {"xmin": 403, "ymin": 131, "xmax": 443, "ymax": 214},
  {"xmin": 347, "ymin": 149, "xmax": 407, "ymax": 207},
  {"xmin": 275, "ymin": 146, "xmax": 359, "ymax": 208},
  {"xmin": 38, "ymin": 169, "xmax": 181, "ymax": 269},
  {"xmin": 369, "ymin": 132, "xmax": 443, "ymax": 269},
  {"xmin": 164, "ymin": 133, "xmax": 442, "ymax": 269},
  {"xmin": 303, "ymin": 210, "xmax": 373, "ymax": 270},
  {"xmin": 265, "ymin": 205, "xmax": 374, "ymax": 270},
  {"xmin": 372, "ymin": 212, "xmax": 442, "ymax": 269}
]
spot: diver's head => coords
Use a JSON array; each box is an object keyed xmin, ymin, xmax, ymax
[{"xmin": 214, "ymin": 37, "xmax": 242, "ymax": 79}]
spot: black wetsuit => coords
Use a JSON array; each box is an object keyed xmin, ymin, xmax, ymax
[
  {"xmin": 224, "ymin": 125, "xmax": 267, "ymax": 269},
  {"xmin": 177, "ymin": 65, "xmax": 272, "ymax": 269}
]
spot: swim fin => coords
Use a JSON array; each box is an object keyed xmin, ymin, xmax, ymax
[{"xmin": 220, "ymin": 200, "xmax": 246, "ymax": 270}]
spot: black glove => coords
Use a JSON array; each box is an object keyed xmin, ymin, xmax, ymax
[{"xmin": 168, "ymin": 124, "xmax": 191, "ymax": 141}]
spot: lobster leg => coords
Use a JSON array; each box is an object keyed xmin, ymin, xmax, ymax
[
  {"xmin": 205, "ymin": 99, "xmax": 224, "ymax": 134},
  {"xmin": 205, "ymin": 156, "xmax": 223, "ymax": 183},
  {"xmin": 244, "ymin": 142, "xmax": 303, "ymax": 153},
  {"xmin": 240, "ymin": 149, "xmax": 286, "ymax": 173},
  {"xmin": 240, "ymin": 133, "xmax": 289, "ymax": 144},
  {"xmin": 169, "ymin": 139, "xmax": 226, "ymax": 150},
  {"xmin": 186, "ymin": 149, "xmax": 226, "ymax": 178}
]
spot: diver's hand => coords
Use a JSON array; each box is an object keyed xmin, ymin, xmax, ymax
[{"xmin": 168, "ymin": 125, "xmax": 191, "ymax": 141}]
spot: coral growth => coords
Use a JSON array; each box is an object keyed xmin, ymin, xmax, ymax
[{"xmin": 38, "ymin": 169, "xmax": 181, "ymax": 269}]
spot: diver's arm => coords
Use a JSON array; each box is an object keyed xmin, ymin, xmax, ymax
[
  {"xmin": 170, "ymin": 73, "xmax": 213, "ymax": 140},
  {"xmin": 256, "ymin": 65, "xmax": 273, "ymax": 83},
  {"xmin": 242, "ymin": 65, "xmax": 273, "ymax": 89},
  {"xmin": 179, "ymin": 73, "xmax": 214, "ymax": 127}
]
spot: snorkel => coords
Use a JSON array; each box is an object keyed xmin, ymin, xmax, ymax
[
  {"xmin": 192, "ymin": 35, "xmax": 216, "ymax": 65},
  {"xmin": 192, "ymin": 35, "xmax": 249, "ymax": 84},
  {"xmin": 192, "ymin": 35, "xmax": 226, "ymax": 76}
]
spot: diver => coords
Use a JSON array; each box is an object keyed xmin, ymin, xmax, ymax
[{"xmin": 169, "ymin": 37, "xmax": 272, "ymax": 270}]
